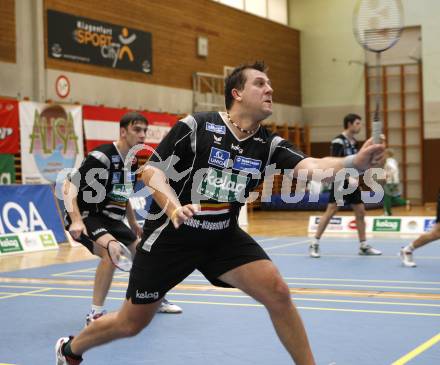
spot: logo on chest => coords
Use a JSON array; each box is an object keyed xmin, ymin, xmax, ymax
[
  {"xmin": 232, "ymin": 156, "xmax": 262, "ymax": 173},
  {"xmin": 231, "ymin": 143, "xmax": 243, "ymax": 154},
  {"xmin": 112, "ymin": 172, "xmax": 122, "ymax": 184},
  {"xmin": 213, "ymin": 135, "xmax": 223, "ymax": 145},
  {"xmin": 208, "ymin": 147, "xmax": 230, "ymax": 168}
]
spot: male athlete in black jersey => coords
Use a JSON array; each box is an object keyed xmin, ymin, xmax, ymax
[
  {"xmin": 56, "ymin": 62, "xmax": 384, "ymax": 365},
  {"xmin": 309, "ymin": 113, "xmax": 382, "ymax": 258},
  {"xmin": 63, "ymin": 112, "xmax": 181, "ymax": 327}
]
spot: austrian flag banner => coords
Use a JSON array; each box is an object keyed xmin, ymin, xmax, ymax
[{"xmin": 82, "ymin": 105, "xmax": 179, "ymax": 155}]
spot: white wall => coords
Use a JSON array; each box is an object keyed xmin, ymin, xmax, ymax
[
  {"xmin": 213, "ymin": 0, "xmax": 288, "ymax": 24},
  {"xmin": 289, "ymin": 0, "xmax": 440, "ymax": 140}
]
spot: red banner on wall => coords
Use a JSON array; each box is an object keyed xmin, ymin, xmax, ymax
[
  {"xmin": 0, "ymin": 99, "xmax": 19, "ymax": 154},
  {"xmin": 82, "ymin": 105, "xmax": 179, "ymax": 155}
]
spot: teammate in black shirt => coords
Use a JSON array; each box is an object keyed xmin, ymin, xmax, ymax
[
  {"xmin": 309, "ymin": 113, "xmax": 382, "ymax": 258},
  {"xmin": 57, "ymin": 62, "xmax": 385, "ymax": 365},
  {"xmin": 63, "ymin": 112, "xmax": 181, "ymax": 326}
]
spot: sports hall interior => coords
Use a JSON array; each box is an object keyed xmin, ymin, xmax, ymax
[{"xmin": 0, "ymin": 1, "xmax": 439, "ymax": 364}]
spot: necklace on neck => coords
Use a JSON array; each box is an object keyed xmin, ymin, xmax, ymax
[{"xmin": 227, "ymin": 113, "xmax": 259, "ymax": 135}]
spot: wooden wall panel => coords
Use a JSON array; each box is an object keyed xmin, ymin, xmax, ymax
[
  {"xmin": 423, "ymin": 139, "xmax": 440, "ymax": 203},
  {"xmin": 44, "ymin": 0, "xmax": 301, "ymax": 105},
  {"xmin": 311, "ymin": 142, "xmax": 330, "ymax": 158},
  {"xmin": 0, "ymin": 0, "xmax": 16, "ymax": 63}
]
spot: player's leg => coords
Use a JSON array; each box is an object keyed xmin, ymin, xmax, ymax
[
  {"xmin": 85, "ymin": 234, "xmax": 117, "ymax": 324},
  {"xmin": 351, "ymin": 203, "xmax": 382, "ymax": 255},
  {"xmin": 56, "ymin": 299, "xmax": 162, "ymax": 364},
  {"xmin": 310, "ymin": 202, "xmax": 338, "ymax": 258},
  {"xmin": 219, "ymin": 260, "xmax": 315, "ymax": 365},
  {"xmin": 201, "ymin": 229, "xmax": 314, "ymax": 364},
  {"xmin": 383, "ymin": 191, "xmax": 392, "ymax": 215},
  {"xmin": 400, "ymin": 223, "xmax": 440, "ymax": 267}
]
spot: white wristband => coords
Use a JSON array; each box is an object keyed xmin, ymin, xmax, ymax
[{"xmin": 343, "ymin": 155, "xmax": 356, "ymax": 169}]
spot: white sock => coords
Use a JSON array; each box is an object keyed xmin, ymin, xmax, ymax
[
  {"xmin": 404, "ymin": 243, "xmax": 415, "ymax": 252},
  {"xmin": 91, "ymin": 305, "xmax": 104, "ymax": 313},
  {"xmin": 360, "ymin": 240, "xmax": 367, "ymax": 248},
  {"xmin": 312, "ymin": 238, "xmax": 320, "ymax": 246}
]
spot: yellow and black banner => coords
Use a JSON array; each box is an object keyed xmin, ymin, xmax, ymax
[{"xmin": 47, "ymin": 9, "xmax": 152, "ymax": 74}]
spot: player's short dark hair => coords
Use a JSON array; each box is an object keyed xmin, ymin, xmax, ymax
[
  {"xmin": 120, "ymin": 112, "xmax": 148, "ymax": 129},
  {"xmin": 343, "ymin": 113, "xmax": 361, "ymax": 129},
  {"xmin": 224, "ymin": 61, "xmax": 268, "ymax": 110}
]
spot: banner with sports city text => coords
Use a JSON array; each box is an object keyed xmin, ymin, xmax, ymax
[
  {"xmin": 0, "ymin": 185, "xmax": 66, "ymax": 243},
  {"xmin": 0, "ymin": 98, "xmax": 20, "ymax": 153},
  {"xmin": 19, "ymin": 102, "xmax": 84, "ymax": 184},
  {"xmin": 82, "ymin": 105, "xmax": 179, "ymax": 155},
  {"xmin": 47, "ymin": 9, "xmax": 152, "ymax": 74}
]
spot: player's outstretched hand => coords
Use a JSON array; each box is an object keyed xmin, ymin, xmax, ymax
[{"xmin": 354, "ymin": 137, "xmax": 385, "ymax": 171}]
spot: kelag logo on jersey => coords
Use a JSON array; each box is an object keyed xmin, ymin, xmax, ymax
[
  {"xmin": 208, "ymin": 147, "xmax": 230, "ymax": 168},
  {"xmin": 108, "ymin": 183, "xmax": 133, "ymax": 202},
  {"xmin": 206, "ymin": 122, "xmax": 226, "ymax": 135},
  {"xmin": 197, "ymin": 168, "xmax": 248, "ymax": 202},
  {"xmin": 233, "ymin": 156, "xmax": 261, "ymax": 173}
]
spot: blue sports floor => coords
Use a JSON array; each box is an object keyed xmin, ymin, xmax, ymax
[{"xmin": 0, "ymin": 236, "xmax": 439, "ymax": 365}]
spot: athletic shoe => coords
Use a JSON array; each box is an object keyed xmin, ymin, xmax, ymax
[
  {"xmin": 85, "ymin": 309, "xmax": 107, "ymax": 327},
  {"xmin": 309, "ymin": 244, "xmax": 320, "ymax": 258},
  {"xmin": 400, "ymin": 248, "xmax": 416, "ymax": 267},
  {"xmin": 55, "ymin": 337, "xmax": 82, "ymax": 365},
  {"xmin": 359, "ymin": 244, "xmax": 382, "ymax": 256},
  {"xmin": 157, "ymin": 298, "xmax": 182, "ymax": 313}
]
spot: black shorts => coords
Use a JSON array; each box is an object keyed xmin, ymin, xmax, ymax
[
  {"xmin": 66, "ymin": 215, "xmax": 137, "ymax": 254},
  {"xmin": 126, "ymin": 226, "xmax": 270, "ymax": 304},
  {"xmin": 328, "ymin": 181, "xmax": 362, "ymax": 205}
]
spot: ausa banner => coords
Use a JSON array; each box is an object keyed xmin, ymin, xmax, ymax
[
  {"xmin": 19, "ymin": 102, "xmax": 84, "ymax": 184},
  {"xmin": 0, "ymin": 185, "xmax": 66, "ymax": 243},
  {"xmin": 47, "ymin": 9, "xmax": 153, "ymax": 74}
]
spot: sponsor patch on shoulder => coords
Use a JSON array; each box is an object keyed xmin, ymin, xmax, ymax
[
  {"xmin": 206, "ymin": 122, "xmax": 226, "ymax": 135},
  {"xmin": 233, "ymin": 156, "xmax": 261, "ymax": 173}
]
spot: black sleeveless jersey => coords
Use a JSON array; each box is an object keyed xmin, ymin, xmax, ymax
[
  {"xmin": 67, "ymin": 143, "xmax": 137, "ymax": 221},
  {"xmin": 330, "ymin": 134, "xmax": 358, "ymax": 157},
  {"xmin": 141, "ymin": 111, "xmax": 307, "ymax": 248}
]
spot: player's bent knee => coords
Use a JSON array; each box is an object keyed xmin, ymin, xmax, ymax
[
  {"xmin": 100, "ymin": 253, "xmax": 114, "ymax": 265},
  {"xmin": 264, "ymin": 279, "xmax": 292, "ymax": 310}
]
